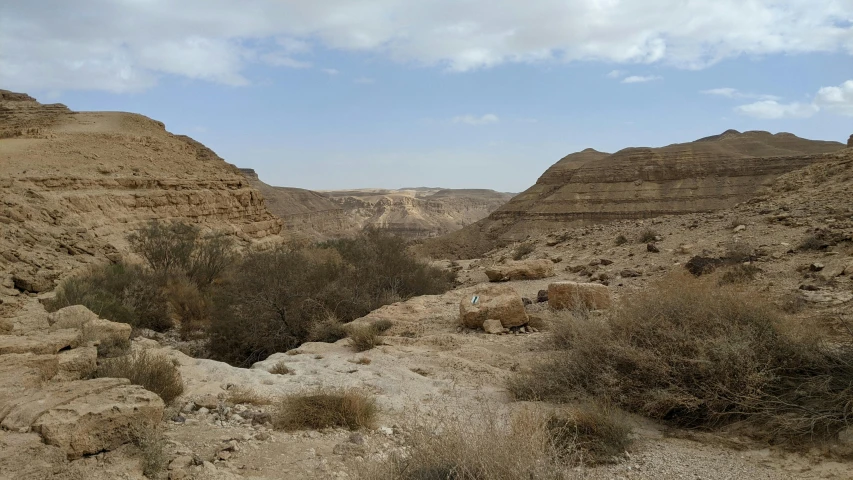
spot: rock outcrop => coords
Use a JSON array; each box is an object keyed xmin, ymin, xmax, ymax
[
  {"xmin": 425, "ymin": 130, "xmax": 846, "ymax": 258},
  {"xmin": 848, "ymin": 134, "xmax": 853, "ymax": 148},
  {"xmin": 0, "ymin": 89, "xmax": 282, "ymax": 292},
  {"xmin": 485, "ymin": 259, "xmax": 555, "ymax": 282}
]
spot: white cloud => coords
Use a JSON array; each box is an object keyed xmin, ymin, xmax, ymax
[
  {"xmin": 322, "ymin": 68, "xmax": 340, "ymax": 75},
  {"xmin": 735, "ymin": 100, "xmax": 819, "ymax": 119},
  {"xmin": 452, "ymin": 114, "xmax": 499, "ymax": 125},
  {"xmin": 621, "ymin": 75, "xmax": 662, "ymax": 83},
  {"xmin": 701, "ymin": 87, "xmax": 779, "ymax": 100},
  {"xmin": 606, "ymin": 69, "xmax": 625, "ymax": 78},
  {"xmin": 260, "ymin": 53, "xmax": 312, "ymax": 69},
  {"xmin": 814, "ymin": 80, "xmax": 853, "ymax": 116},
  {"xmin": 354, "ymin": 77, "xmax": 375, "ymax": 84},
  {"xmin": 1, "ymin": 1, "xmax": 851, "ymax": 92}
]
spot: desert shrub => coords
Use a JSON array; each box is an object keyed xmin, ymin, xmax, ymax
[
  {"xmin": 227, "ymin": 387, "xmax": 273, "ymax": 406},
  {"xmin": 348, "ymin": 324, "xmax": 383, "ymax": 352},
  {"xmin": 372, "ymin": 319, "xmax": 393, "ymax": 333},
  {"xmin": 799, "ymin": 234, "xmax": 826, "ymax": 251},
  {"xmin": 512, "ymin": 242, "xmax": 536, "ymax": 260},
  {"xmin": 47, "ymin": 262, "xmax": 172, "ymax": 332},
  {"xmin": 718, "ymin": 264, "xmax": 761, "ymax": 285},
  {"xmin": 128, "ymin": 220, "xmax": 235, "ymax": 287},
  {"xmin": 209, "ymin": 230, "xmax": 452, "ymax": 366},
  {"xmin": 509, "ymin": 274, "xmax": 853, "ymax": 444},
  {"xmin": 547, "ymin": 403, "xmax": 632, "ymax": 465},
  {"xmin": 637, "ymin": 228, "xmax": 658, "ymax": 243},
  {"xmin": 357, "ymin": 410, "xmax": 566, "ymax": 480},
  {"xmin": 131, "ymin": 426, "xmax": 168, "ymax": 479},
  {"xmin": 724, "ymin": 241, "xmax": 754, "ymax": 263},
  {"xmin": 165, "ymin": 275, "xmax": 209, "ymax": 340},
  {"xmin": 307, "ymin": 314, "xmax": 349, "ymax": 343},
  {"xmin": 614, "ymin": 235, "xmax": 628, "ymax": 246},
  {"xmin": 269, "ymin": 361, "xmax": 291, "ymax": 375},
  {"xmin": 95, "ymin": 349, "xmax": 184, "ymax": 404},
  {"xmin": 273, "ymin": 389, "xmax": 376, "ymax": 431}
]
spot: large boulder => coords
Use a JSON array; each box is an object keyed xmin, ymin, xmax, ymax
[
  {"xmin": 82, "ymin": 318, "xmax": 131, "ymax": 350},
  {"xmin": 48, "ymin": 305, "xmax": 99, "ymax": 330},
  {"xmin": 56, "ymin": 346, "xmax": 98, "ymax": 381},
  {"xmin": 12, "ymin": 272, "xmax": 57, "ymax": 293},
  {"xmin": 0, "ymin": 329, "xmax": 81, "ymax": 355},
  {"xmin": 485, "ymin": 259, "xmax": 555, "ymax": 282},
  {"xmin": 460, "ymin": 284, "xmax": 528, "ymax": 329},
  {"xmin": 548, "ymin": 282, "xmax": 611, "ymax": 311}
]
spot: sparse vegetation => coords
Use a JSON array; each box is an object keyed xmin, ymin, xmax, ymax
[
  {"xmin": 131, "ymin": 426, "xmax": 168, "ymax": 479},
  {"xmin": 614, "ymin": 234, "xmax": 628, "ymax": 246},
  {"xmin": 348, "ymin": 324, "xmax": 383, "ymax": 352},
  {"xmin": 799, "ymin": 234, "xmax": 826, "ymax": 251},
  {"xmin": 718, "ymin": 264, "xmax": 761, "ymax": 285},
  {"xmin": 510, "ymin": 274, "xmax": 853, "ymax": 444},
  {"xmin": 227, "ymin": 387, "xmax": 273, "ymax": 406},
  {"xmin": 95, "ymin": 349, "xmax": 184, "ymax": 404},
  {"xmin": 724, "ymin": 241, "xmax": 754, "ymax": 263},
  {"xmin": 307, "ymin": 314, "xmax": 349, "ymax": 343},
  {"xmin": 372, "ymin": 318, "xmax": 394, "ymax": 333},
  {"xmin": 269, "ymin": 361, "xmax": 291, "ymax": 375},
  {"xmin": 637, "ymin": 228, "xmax": 658, "ymax": 243},
  {"xmin": 512, "ymin": 241, "xmax": 536, "ymax": 260},
  {"xmin": 547, "ymin": 402, "xmax": 632, "ymax": 465},
  {"xmin": 273, "ymin": 389, "xmax": 376, "ymax": 431}
]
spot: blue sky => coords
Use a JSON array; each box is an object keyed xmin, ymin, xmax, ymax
[{"xmin": 2, "ymin": 1, "xmax": 852, "ymax": 192}]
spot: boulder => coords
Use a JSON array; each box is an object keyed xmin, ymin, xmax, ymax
[
  {"xmin": 536, "ymin": 289, "xmax": 548, "ymax": 303},
  {"xmin": 33, "ymin": 383, "xmax": 163, "ymax": 459},
  {"xmin": 56, "ymin": 346, "xmax": 97, "ymax": 381},
  {"xmin": 482, "ymin": 319, "xmax": 505, "ymax": 334},
  {"xmin": 12, "ymin": 272, "xmax": 57, "ymax": 293},
  {"xmin": 485, "ymin": 259, "xmax": 555, "ymax": 282},
  {"xmin": 82, "ymin": 318, "xmax": 131, "ymax": 349},
  {"xmin": 460, "ymin": 284, "xmax": 528, "ymax": 329},
  {"xmin": 48, "ymin": 305, "xmax": 99, "ymax": 330},
  {"xmin": 548, "ymin": 282, "xmax": 611, "ymax": 311},
  {"xmin": 0, "ymin": 353, "xmax": 58, "ymax": 391},
  {"xmin": 0, "ymin": 329, "xmax": 81, "ymax": 355}
]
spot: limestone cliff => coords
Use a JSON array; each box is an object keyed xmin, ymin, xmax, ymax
[
  {"xmin": 424, "ymin": 130, "xmax": 846, "ymax": 258},
  {"xmin": 0, "ymin": 90, "xmax": 281, "ymax": 293}
]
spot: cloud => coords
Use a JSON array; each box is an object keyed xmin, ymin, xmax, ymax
[
  {"xmin": 322, "ymin": 68, "xmax": 340, "ymax": 75},
  {"xmin": 452, "ymin": 114, "xmax": 499, "ymax": 125},
  {"xmin": 260, "ymin": 53, "xmax": 312, "ymax": 69},
  {"xmin": 606, "ymin": 69, "xmax": 625, "ymax": 78},
  {"xmin": 814, "ymin": 80, "xmax": 853, "ymax": 116},
  {"xmin": 621, "ymin": 75, "xmax": 662, "ymax": 83},
  {"xmin": 1, "ymin": 1, "xmax": 851, "ymax": 92},
  {"xmin": 735, "ymin": 100, "xmax": 819, "ymax": 119},
  {"xmin": 353, "ymin": 77, "xmax": 375, "ymax": 84},
  {"xmin": 701, "ymin": 87, "xmax": 779, "ymax": 100},
  {"xmin": 734, "ymin": 79, "xmax": 853, "ymax": 119}
]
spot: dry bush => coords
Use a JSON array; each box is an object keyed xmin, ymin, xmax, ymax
[
  {"xmin": 718, "ymin": 264, "xmax": 761, "ymax": 285},
  {"xmin": 509, "ymin": 274, "xmax": 853, "ymax": 444},
  {"xmin": 349, "ymin": 325, "xmax": 383, "ymax": 352},
  {"xmin": 131, "ymin": 426, "xmax": 168, "ymax": 479},
  {"xmin": 614, "ymin": 234, "xmax": 628, "ymax": 246},
  {"xmin": 372, "ymin": 318, "xmax": 394, "ymax": 333},
  {"xmin": 166, "ymin": 275, "xmax": 209, "ymax": 340},
  {"xmin": 95, "ymin": 349, "xmax": 184, "ymax": 404},
  {"xmin": 47, "ymin": 262, "xmax": 172, "ymax": 332},
  {"xmin": 547, "ymin": 403, "xmax": 632, "ymax": 465},
  {"xmin": 512, "ymin": 242, "xmax": 536, "ymax": 260},
  {"xmin": 227, "ymin": 387, "xmax": 273, "ymax": 406},
  {"xmin": 273, "ymin": 389, "xmax": 376, "ymax": 431},
  {"xmin": 799, "ymin": 234, "xmax": 826, "ymax": 251},
  {"xmin": 724, "ymin": 241, "xmax": 754, "ymax": 263},
  {"xmin": 269, "ymin": 361, "xmax": 291, "ymax": 375},
  {"xmin": 637, "ymin": 228, "xmax": 658, "ymax": 243},
  {"xmin": 357, "ymin": 410, "xmax": 567, "ymax": 480},
  {"xmin": 307, "ymin": 314, "xmax": 349, "ymax": 343},
  {"xmin": 353, "ymin": 357, "xmax": 372, "ymax": 365}
]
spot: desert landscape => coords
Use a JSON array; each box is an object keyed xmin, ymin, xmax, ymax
[
  {"xmin": 2, "ymin": 3, "xmax": 853, "ymax": 479},
  {"xmin": 2, "ymin": 88, "xmax": 853, "ymax": 480}
]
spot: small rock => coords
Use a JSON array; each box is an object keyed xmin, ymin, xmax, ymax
[
  {"xmin": 198, "ymin": 407, "xmax": 210, "ymax": 415},
  {"xmin": 810, "ymin": 263, "xmax": 825, "ymax": 272},
  {"xmin": 378, "ymin": 426, "xmax": 394, "ymax": 436},
  {"xmin": 620, "ymin": 269, "xmax": 642, "ymax": 278},
  {"xmin": 733, "ymin": 224, "xmax": 746, "ymax": 232},
  {"xmin": 169, "ymin": 455, "xmax": 194, "ymax": 470},
  {"xmin": 482, "ymin": 319, "xmax": 504, "ymax": 334},
  {"xmin": 182, "ymin": 402, "xmax": 197, "ymax": 414},
  {"xmin": 255, "ymin": 432, "xmax": 271, "ymax": 441},
  {"xmin": 600, "ymin": 258, "xmax": 613, "ymax": 266},
  {"xmin": 172, "ymin": 415, "xmax": 186, "ymax": 423},
  {"xmin": 349, "ymin": 432, "xmax": 365, "ymax": 445},
  {"xmin": 333, "ymin": 442, "xmax": 367, "ymax": 457},
  {"xmin": 647, "ymin": 243, "xmax": 660, "ymax": 253},
  {"xmin": 522, "ymin": 297, "xmax": 532, "ymax": 306},
  {"xmin": 536, "ymin": 290, "xmax": 548, "ymax": 303}
]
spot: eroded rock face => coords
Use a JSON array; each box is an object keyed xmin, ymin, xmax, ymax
[
  {"xmin": 548, "ymin": 282, "xmax": 611, "ymax": 311},
  {"xmin": 485, "ymin": 259, "xmax": 555, "ymax": 282},
  {"xmin": 459, "ymin": 284, "xmax": 528, "ymax": 329},
  {"xmin": 848, "ymin": 134, "xmax": 853, "ymax": 148}
]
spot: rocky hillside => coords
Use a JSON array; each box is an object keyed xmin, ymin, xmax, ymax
[
  {"xmin": 322, "ymin": 187, "xmax": 514, "ymax": 238},
  {"xmin": 424, "ymin": 130, "xmax": 846, "ymax": 258},
  {"xmin": 0, "ymin": 90, "xmax": 282, "ymax": 296}
]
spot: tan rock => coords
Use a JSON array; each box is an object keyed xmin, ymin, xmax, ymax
[
  {"xmin": 548, "ymin": 282, "xmax": 612, "ymax": 310},
  {"xmin": 485, "ymin": 259, "xmax": 555, "ymax": 282},
  {"xmin": 0, "ymin": 431, "xmax": 68, "ymax": 480},
  {"xmin": 48, "ymin": 305, "xmax": 99, "ymax": 330},
  {"xmin": 82, "ymin": 318, "xmax": 131, "ymax": 349},
  {"xmin": 12, "ymin": 272, "xmax": 57, "ymax": 293},
  {"xmin": 482, "ymin": 319, "xmax": 505, "ymax": 334},
  {"xmin": 460, "ymin": 284, "xmax": 528, "ymax": 329},
  {"xmin": 0, "ymin": 353, "xmax": 58, "ymax": 391},
  {"xmin": 0, "ymin": 329, "xmax": 81, "ymax": 355},
  {"xmin": 56, "ymin": 346, "xmax": 97, "ymax": 381},
  {"xmin": 33, "ymin": 383, "xmax": 163, "ymax": 459}
]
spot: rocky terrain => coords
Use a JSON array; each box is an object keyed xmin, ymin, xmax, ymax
[
  {"xmin": 424, "ymin": 130, "xmax": 846, "ymax": 258},
  {"xmin": 2, "ymin": 89, "xmax": 852, "ymax": 479},
  {"xmin": 0, "ymin": 90, "xmax": 282, "ymax": 297}
]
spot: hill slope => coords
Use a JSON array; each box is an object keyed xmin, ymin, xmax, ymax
[{"xmin": 423, "ymin": 130, "xmax": 845, "ymax": 258}]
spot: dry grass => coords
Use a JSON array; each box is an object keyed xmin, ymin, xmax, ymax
[
  {"xmin": 307, "ymin": 314, "xmax": 349, "ymax": 343},
  {"xmin": 348, "ymin": 324, "xmax": 383, "ymax": 352},
  {"xmin": 637, "ymin": 228, "xmax": 658, "ymax": 243},
  {"xmin": 357, "ymin": 409, "xmax": 568, "ymax": 480},
  {"xmin": 95, "ymin": 349, "xmax": 184, "ymax": 404},
  {"xmin": 547, "ymin": 403, "xmax": 632, "ymax": 465},
  {"xmin": 512, "ymin": 241, "xmax": 536, "ymax": 260},
  {"xmin": 509, "ymin": 274, "xmax": 853, "ymax": 445},
  {"xmin": 372, "ymin": 318, "xmax": 394, "ymax": 333},
  {"xmin": 131, "ymin": 426, "xmax": 168, "ymax": 479},
  {"xmin": 614, "ymin": 234, "xmax": 629, "ymax": 246},
  {"xmin": 269, "ymin": 360, "xmax": 291, "ymax": 375},
  {"xmin": 718, "ymin": 264, "xmax": 761, "ymax": 285},
  {"xmin": 350, "ymin": 357, "xmax": 372, "ymax": 365},
  {"xmin": 273, "ymin": 389, "xmax": 376, "ymax": 431},
  {"xmin": 227, "ymin": 387, "xmax": 273, "ymax": 406}
]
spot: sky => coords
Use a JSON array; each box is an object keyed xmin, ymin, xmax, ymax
[{"xmin": 1, "ymin": 1, "xmax": 852, "ymax": 193}]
